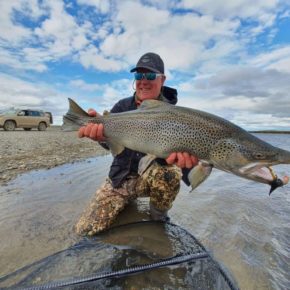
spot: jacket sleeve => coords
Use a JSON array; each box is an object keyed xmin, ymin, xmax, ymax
[
  {"xmin": 181, "ymin": 168, "xmax": 191, "ymax": 186},
  {"xmin": 110, "ymin": 101, "xmax": 124, "ymax": 113}
]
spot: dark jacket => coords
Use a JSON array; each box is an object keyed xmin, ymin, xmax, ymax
[{"xmin": 102, "ymin": 86, "xmax": 190, "ymax": 188}]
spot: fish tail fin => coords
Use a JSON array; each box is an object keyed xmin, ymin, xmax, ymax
[
  {"xmin": 62, "ymin": 114, "xmax": 82, "ymax": 131},
  {"xmin": 62, "ymin": 98, "xmax": 91, "ymax": 131},
  {"xmin": 67, "ymin": 98, "xmax": 90, "ymax": 117}
]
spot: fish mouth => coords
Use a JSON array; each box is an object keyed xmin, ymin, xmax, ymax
[
  {"xmin": 239, "ymin": 163, "xmax": 289, "ymax": 194},
  {"xmin": 240, "ymin": 162, "xmax": 276, "ymax": 181}
]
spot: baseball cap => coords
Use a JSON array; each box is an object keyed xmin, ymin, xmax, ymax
[{"xmin": 130, "ymin": 52, "xmax": 164, "ymax": 74}]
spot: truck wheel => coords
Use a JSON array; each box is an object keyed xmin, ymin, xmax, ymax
[
  {"xmin": 4, "ymin": 120, "xmax": 16, "ymax": 131},
  {"xmin": 38, "ymin": 122, "xmax": 47, "ymax": 131}
]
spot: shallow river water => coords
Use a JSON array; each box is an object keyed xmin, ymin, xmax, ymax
[{"xmin": 0, "ymin": 134, "xmax": 289, "ymax": 289}]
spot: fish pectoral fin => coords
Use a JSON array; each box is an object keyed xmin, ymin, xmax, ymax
[
  {"xmin": 138, "ymin": 154, "xmax": 157, "ymax": 175},
  {"xmin": 188, "ymin": 162, "xmax": 213, "ymax": 192},
  {"xmin": 107, "ymin": 142, "xmax": 125, "ymax": 157}
]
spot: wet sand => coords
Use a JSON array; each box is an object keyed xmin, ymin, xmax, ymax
[{"xmin": 0, "ymin": 126, "xmax": 108, "ymax": 186}]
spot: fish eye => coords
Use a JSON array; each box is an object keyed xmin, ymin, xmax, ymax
[{"xmin": 254, "ymin": 153, "xmax": 265, "ymax": 159}]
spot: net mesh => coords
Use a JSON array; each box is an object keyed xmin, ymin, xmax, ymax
[{"xmin": 0, "ymin": 221, "xmax": 238, "ymax": 290}]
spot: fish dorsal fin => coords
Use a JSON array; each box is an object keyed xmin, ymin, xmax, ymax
[
  {"xmin": 139, "ymin": 99, "xmax": 171, "ymax": 110},
  {"xmin": 68, "ymin": 98, "xmax": 89, "ymax": 117}
]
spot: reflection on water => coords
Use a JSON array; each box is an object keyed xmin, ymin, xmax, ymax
[{"xmin": 0, "ymin": 134, "xmax": 289, "ymax": 289}]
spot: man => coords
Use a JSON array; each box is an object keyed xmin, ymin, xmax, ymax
[{"xmin": 76, "ymin": 52, "xmax": 198, "ymax": 236}]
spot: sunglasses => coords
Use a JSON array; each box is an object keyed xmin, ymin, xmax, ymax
[{"xmin": 134, "ymin": 72, "xmax": 163, "ymax": 81}]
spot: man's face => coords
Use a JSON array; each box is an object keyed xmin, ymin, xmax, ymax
[{"xmin": 135, "ymin": 68, "xmax": 166, "ymax": 101}]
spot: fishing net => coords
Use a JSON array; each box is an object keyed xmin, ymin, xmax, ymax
[{"xmin": 0, "ymin": 221, "xmax": 238, "ymax": 290}]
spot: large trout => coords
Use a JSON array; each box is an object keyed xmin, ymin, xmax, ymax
[{"xmin": 63, "ymin": 98, "xmax": 290, "ymax": 194}]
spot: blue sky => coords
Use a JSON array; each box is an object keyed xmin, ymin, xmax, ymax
[{"xmin": 0, "ymin": 0, "xmax": 290, "ymax": 130}]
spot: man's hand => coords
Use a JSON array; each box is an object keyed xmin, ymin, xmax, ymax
[
  {"xmin": 166, "ymin": 152, "xmax": 198, "ymax": 168},
  {"xmin": 78, "ymin": 109, "xmax": 106, "ymax": 142}
]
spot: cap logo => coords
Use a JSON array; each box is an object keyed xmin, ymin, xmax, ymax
[{"xmin": 141, "ymin": 57, "xmax": 150, "ymax": 63}]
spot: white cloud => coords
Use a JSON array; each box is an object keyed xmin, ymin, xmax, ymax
[
  {"xmin": 231, "ymin": 113, "xmax": 290, "ymax": 130},
  {"xmin": 0, "ymin": 0, "xmax": 93, "ymax": 71},
  {"xmin": 0, "ymin": 48, "xmax": 48, "ymax": 72},
  {"xmin": 65, "ymin": 78, "xmax": 134, "ymax": 116},
  {"xmin": 179, "ymin": 0, "xmax": 278, "ymax": 22},
  {"xmin": 0, "ymin": 73, "xmax": 68, "ymax": 117},
  {"xmin": 280, "ymin": 9, "xmax": 290, "ymax": 19},
  {"xmin": 0, "ymin": 2, "xmax": 32, "ymax": 43},
  {"xmin": 248, "ymin": 46, "xmax": 290, "ymax": 73},
  {"xmin": 178, "ymin": 93, "xmax": 290, "ymax": 131},
  {"xmin": 267, "ymin": 57, "xmax": 290, "ymax": 73},
  {"xmin": 34, "ymin": 1, "xmax": 90, "ymax": 57},
  {"xmin": 98, "ymin": 0, "xmax": 240, "ymax": 72},
  {"xmin": 69, "ymin": 79, "xmax": 102, "ymax": 91},
  {"xmin": 175, "ymin": 64, "xmax": 290, "ymax": 130},
  {"xmin": 101, "ymin": 78, "xmax": 132, "ymax": 105},
  {"xmin": 0, "ymin": 0, "xmax": 287, "ymax": 74},
  {"xmin": 177, "ymin": 0, "xmax": 282, "ymax": 45},
  {"xmin": 76, "ymin": 0, "xmax": 111, "ymax": 14},
  {"xmin": 78, "ymin": 46, "xmax": 128, "ymax": 71}
]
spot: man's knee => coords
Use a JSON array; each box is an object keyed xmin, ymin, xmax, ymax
[
  {"xmin": 75, "ymin": 180, "xmax": 128, "ymax": 236},
  {"xmin": 147, "ymin": 162, "xmax": 182, "ymax": 190},
  {"xmin": 142, "ymin": 162, "xmax": 182, "ymax": 211}
]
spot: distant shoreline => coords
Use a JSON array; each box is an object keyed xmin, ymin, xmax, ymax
[{"xmin": 250, "ymin": 130, "xmax": 290, "ymax": 134}]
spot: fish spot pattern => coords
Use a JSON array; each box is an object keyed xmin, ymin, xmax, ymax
[{"xmin": 102, "ymin": 108, "xmax": 239, "ymax": 160}]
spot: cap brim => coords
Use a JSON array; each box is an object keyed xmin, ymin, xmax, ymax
[{"xmin": 130, "ymin": 66, "xmax": 161, "ymax": 73}]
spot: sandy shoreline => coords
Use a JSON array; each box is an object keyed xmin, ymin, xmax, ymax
[{"xmin": 0, "ymin": 126, "xmax": 108, "ymax": 186}]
